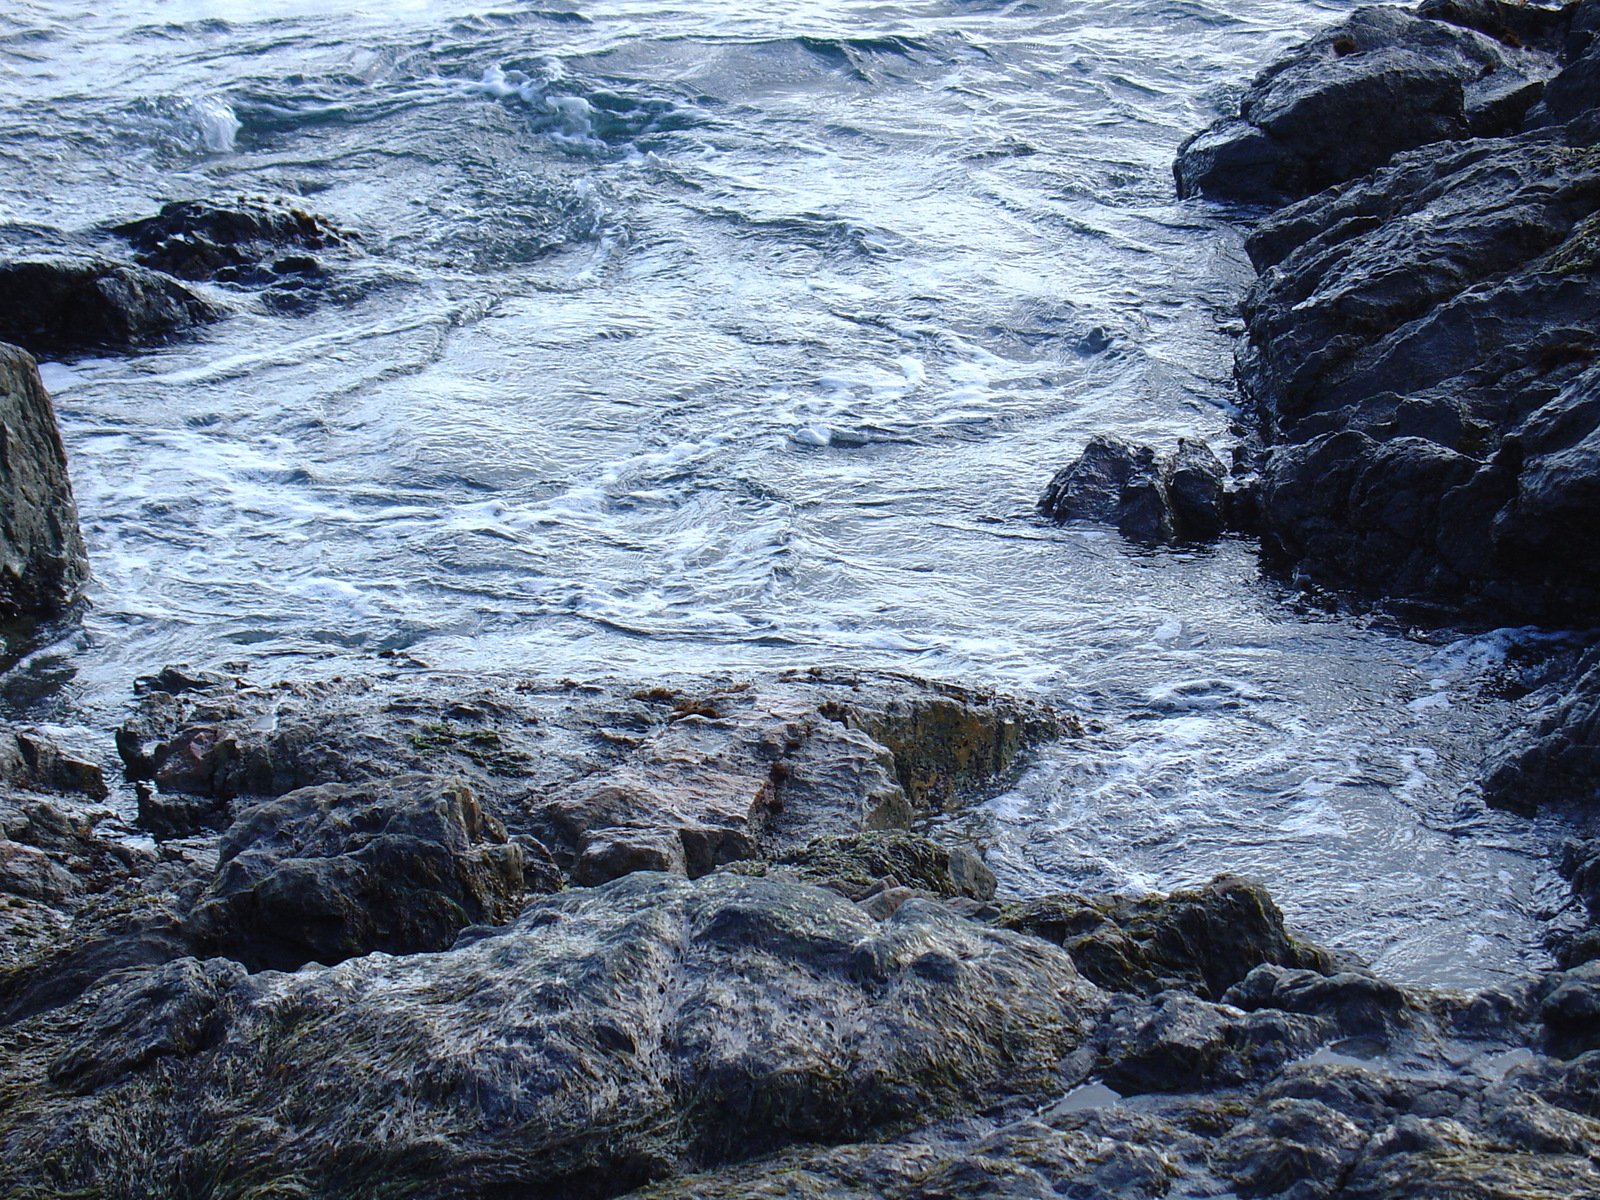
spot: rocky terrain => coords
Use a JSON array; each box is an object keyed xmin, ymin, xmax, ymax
[
  {"xmin": 1050, "ymin": 1, "xmax": 1600, "ymax": 812},
  {"xmin": 3, "ymin": 2, "xmax": 1600, "ymax": 1196},
  {"xmin": 2, "ymin": 657, "xmax": 1600, "ymax": 1198}
]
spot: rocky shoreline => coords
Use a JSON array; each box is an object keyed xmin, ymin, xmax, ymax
[
  {"xmin": 2, "ymin": 2, "xmax": 1600, "ymax": 1196},
  {"xmin": 3, "ymin": 661, "xmax": 1599, "ymax": 1198}
]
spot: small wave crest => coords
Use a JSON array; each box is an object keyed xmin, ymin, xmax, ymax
[{"xmin": 472, "ymin": 63, "xmax": 705, "ymax": 154}]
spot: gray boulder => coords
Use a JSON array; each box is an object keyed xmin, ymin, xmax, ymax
[
  {"xmin": 0, "ymin": 345, "xmax": 88, "ymax": 619},
  {"xmin": 1235, "ymin": 129, "xmax": 1600, "ymax": 625},
  {"xmin": 186, "ymin": 774, "xmax": 529, "ymax": 971}
]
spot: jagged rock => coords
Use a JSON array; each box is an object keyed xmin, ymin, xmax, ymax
[
  {"xmin": 116, "ymin": 668, "xmax": 1065, "ymax": 890},
  {"xmin": 0, "ymin": 727, "xmax": 104, "ymax": 798},
  {"xmin": 0, "ymin": 345, "xmax": 88, "ymax": 618},
  {"xmin": 0, "ymin": 256, "xmax": 221, "ymax": 356},
  {"xmin": 997, "ymin": 874, "xmax": 1335, "ymax": 999},
  {"xmin": 1223, "ymin": 964, "xmax": 1416, "ymax": 1036},
  {"xmin": 1039, "ymin": 434, "xmax": 1228, "ymax": 545},
  {"xmin": 1235, "ymin": 128, "xmax": 1600, "ymax": 624},
  {"xmin": 113, "ymin": 197, "xmax": 347, "ymax": 284},
  {"xmin": 186, "ymin": 774, "xmax": 530, "ymax": 971},
  {"xmin": 1175, "ymin": 5, "xmax": 1558, "ymax": 203},
  {"xmin": 0, "ymin": 872, "xmax": 1105, "ymax": 1197},
  {"xmin": 1481, "ymin": 646, "xmax": 1600, "ymax": 812}
]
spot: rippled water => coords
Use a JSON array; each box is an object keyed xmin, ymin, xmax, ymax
[{"xmin": 0, "ymin": 0, "xmax": 1575, "ymax": 984}]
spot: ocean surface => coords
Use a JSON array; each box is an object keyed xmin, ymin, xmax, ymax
[{"xmin": 0, "ymin": 0, "xmax": 1577, "ymax": 984}]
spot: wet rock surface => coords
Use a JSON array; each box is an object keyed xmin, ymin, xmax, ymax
[
  {"xmin": 1175, "ymin": 3, "xmax": 1562, "ymax": 205},
  {"xmin": 1, "ymin": 871, "xmax": 1106, "ymax": 1197},
  {"xmin": 4, "ymin": 665, "xmax": 1600, "ymax": 1199},
  {"xmin": 1039, "ymin": 434, "xmax": 1230, "ymax": 544},
  {"xmin": 0, "ymin": 345, "xmax": 89, "ymax": 619},
  {"xmin": 0, "ymin": 256, "xmax": 222, "ymax": 356}
]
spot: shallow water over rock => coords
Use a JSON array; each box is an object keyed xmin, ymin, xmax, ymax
[{"xmin": 0, "ymin": 0, "xmax": 1576, "ymax": 984}]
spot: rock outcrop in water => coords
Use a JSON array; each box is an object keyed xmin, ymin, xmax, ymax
[
  {"xmin": 0, "ymin": 344, "xmax": 89, "ymax": 620},
  {"xmin": 114, "ymin": 197, "xmax": 353, "ymax": 313},
  {"xmin": 1168, "ymin": 0, "xmax": 1600, "ymax": 831},
  {"xmin": 0, "ymin": 197, "xmax": 356, "ymax": 356},
  {"xmin": 0, "ymin": 257, "xmax": 221, "ymax": 357},
  {"xmin": 1038, "ymin": 434, "xmax": 1229, "ymax": 544},
  {"xmin": 1175, "ymin": 2, "xmax": 1566, "ymax": 205}
]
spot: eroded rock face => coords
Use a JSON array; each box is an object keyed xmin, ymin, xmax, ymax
[
  {"xmin": 1175, "ymin": 3, "xmax": 1561, "ymax": 204},
  {"xmin": 186, "ymin": 775, "xmax": 529, "ymax": 972},
  {"xmin": 116, "ymin": 667, "xmax": 1065, "ymax": 888},
  {"xmin": 0, "ymin": 872, "xmax": 1106, "ymax": 1197},
  {"xmin": 0, "ymin": 345, "xmax": 88, "ymax": 619},
  {"xmin": 0, "ymin": 256, "xmax": 221, "ymax": 356}
]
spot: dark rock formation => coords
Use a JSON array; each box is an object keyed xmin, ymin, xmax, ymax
[
  {"xmin": 0, "ymin": 256, "xmax": 221, "ymax": 356},
  {"xmin": 1481, "ymin": 647, "xmax": 1600, "ymax": 813},
  {"xmin": 997, "ymin": 874, "xmax": 1335, "ymax": 999},
  {"xmin": 113, "ymin": 197, "xmax": 351, "ymax": 312},
  {"xmin": 0, "ymin": 345, "xmax": 89, "ymax": 618},
  {"xmin": 0, "ymin": 871, "xmax": 1106, "ymax": 1197},
  {"xmin": 186, "ymin": 775, "xmax": 529, "ymax": 972},
  {"xmin": 115, "ymin": 667, "xmax": 1065, "ymax": 887},
  {"xmin": 1176, "ymin": 4, "xmax": 1562, "ymax": 204},
  {"xmin": 1238, "ymin": 135, "xmax": 1600, "ymax": 624},
  {"xmin": 114, "ymin": 197, "xmax": 347, "ymax": 284},
  {"xmin": 1039, "ymin": 434, "xmax": 1228, "ymax": 544}
]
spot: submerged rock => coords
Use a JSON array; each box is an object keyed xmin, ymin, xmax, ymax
[
  {"xmin": 1039, "ymin": 434, "xmax": 1228, "ymax": 545},
  {"xmin": 1175, "ymin": 4, "xmax": 1559, "ymax": 204},
  {"xmin": 0, "ymin": 345, "xmax": 89, "ymax": 619},
  {"xmin": 0, "ymin": 256, "xmax": 221, "ymax": 356}
]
